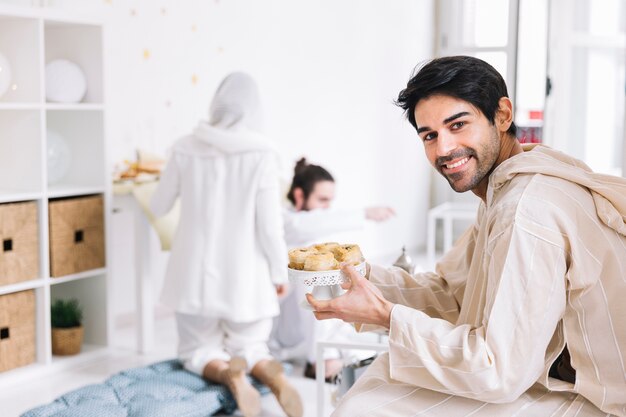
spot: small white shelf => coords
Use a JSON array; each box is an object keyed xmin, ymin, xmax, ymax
[
  {"xmin": 46, "ymin": 110, "xmax": 105, "ymax": 187},
  {"xmin": 44, "ymin": 21, "xmax": 103, "ymax": 104},
  {"xmin": 47, "ymin": 185, "xmax": 105, "ymax": 199},
  {"xmin": 0, "ymin": 13, "xmax": 41, "ymax": 103},
  {"xmin": 0, "ymin": 109, "xmax": 43, "ymax": 193},
  {"xmin": 0, "ymin": 8, "xmax": 110, "ymax": 381},
  {"xmin": 0, "ymin": 102, "xmax": 41, "ymax": 110},
  {"xmin": 0, "ymin": 190, "xmax": 42, "ymax": 203},
  {"xmin": 45, "ymin": 103, "xmax": 104, "ymax": 111},
  {"xmin": 0, "ymin": 278, "xmax": 45, "ymax": 296},
  {"xmin": 49, "ymin": 267, "xmax": 106, "ymax": 285},
  {"xmin": 50, "ymin": 344, "xmax": 109, "ymax": 365}
]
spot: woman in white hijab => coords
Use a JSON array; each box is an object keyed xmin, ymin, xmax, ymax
[{"xmin": 151, "ymin": 72, "xmax": 302, "ymax": 417}]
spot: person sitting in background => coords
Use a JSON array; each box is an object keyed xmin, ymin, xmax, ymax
[
  {"xmin": 151, "ymin": 72, "xmax": 302, "ymax": 417},
  {"xmin": 270, "ymin": 157, "xmax": 395, "ymax": 381}
]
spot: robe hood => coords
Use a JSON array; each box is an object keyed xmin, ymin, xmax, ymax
[
  {"xmin": 490, "ymin": 143, "xmax": 626, "ymax": 237},
  {"xmin": 181, "ymin": 72, "xmax": 275, "ymax": 155},
  {"xmin": 191, "ymin": 121, "xmax": 274, "ymax": 154}
]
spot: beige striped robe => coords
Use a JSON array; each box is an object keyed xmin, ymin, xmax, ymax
[{"xmin": 334, "ymin": 145, "xmax": 626, "ymax": 417}]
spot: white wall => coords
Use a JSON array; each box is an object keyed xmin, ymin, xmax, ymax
[
  {"xmin": 99, "ymin": 0, "xmax": 435, "ymax": 259},
  {"xmin": 12, "ymin": 0, "xmax": 435, "ymax": 322}
]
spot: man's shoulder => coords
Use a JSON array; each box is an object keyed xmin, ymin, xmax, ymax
[
  {"xmin": 510, "ymin": 171, "xmax": 592, "ymax": 203},
  {"xmin": 491, "ymin": 172, "xmax": 596, "ymax": 232}
]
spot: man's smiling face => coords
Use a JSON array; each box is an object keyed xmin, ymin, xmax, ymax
[{"xmin": 414, "ymin": 94, "xmax": 501, "ymax": 194}]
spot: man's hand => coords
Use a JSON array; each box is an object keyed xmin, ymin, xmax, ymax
[
  {"xmin": 306, "ymin": 264, "xmax": 394, "ymax": 329},
  {"xmin": 365, "ymin": 206, "xmax": 396, "ymax": 222},
  {"xmin": 275, "ymin": 283, "xmax": 289, "ymax": 299}
]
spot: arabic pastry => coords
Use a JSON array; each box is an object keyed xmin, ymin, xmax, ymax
[
  {"xmin": 288, "ymin": 247, "xmax": 318, "ymax": 270},
  {"xmin": 303, "ymin": 251, "xmax": 339, "ymax": 271}
]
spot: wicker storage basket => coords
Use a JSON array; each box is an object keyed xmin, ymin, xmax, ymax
[
  {"xmin": 0, "ymin": 201, "xmax": 39, "ymax": 286},
  {"xmin": 0, "ymin": 290, "xmax": 36, "ymax": 372},
  {"xmin": 49, "ymin": 195, "xmax": 105, "ymax": 277},
  {"xmin": 51, "ymin": 326, "xmax": 84, "ymax": 355}
]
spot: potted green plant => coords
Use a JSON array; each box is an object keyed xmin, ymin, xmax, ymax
[{"xmin": 50, "ymin": 298, "xmax": 84, "ymax": 355}]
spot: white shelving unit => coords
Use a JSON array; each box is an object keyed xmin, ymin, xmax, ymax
[{"xmin": 0, "ymin": 5, "xmax": 110, "ymax": 386}]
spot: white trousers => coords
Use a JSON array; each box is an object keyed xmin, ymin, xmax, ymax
[
  {"xmin": 176, "ymin": 312, "xmax": 273, "ymax": 375},
  {"xmin": 332, "ymin": 353, "xmax": 615, "ymax": 417}
]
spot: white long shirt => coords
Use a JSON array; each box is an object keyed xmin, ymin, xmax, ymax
[
  {"xmin": 151, "ymin": 126, "xmax": 288, "ymax": 321},
  {"xmin": 151, "ymin": 72, "xmax": 287, "ymax": 322},
  {"xmin": 357, "ymin": 145, "xmax": 626, "ymax": 416}
]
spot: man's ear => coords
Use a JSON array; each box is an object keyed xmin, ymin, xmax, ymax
[
  {"xmin": 293, "ymin": 187, "xmax": 305, "ymax": 211},
  {"xmin": 496, "ymin": 97, "xmax": 514, "ymax": 133}
]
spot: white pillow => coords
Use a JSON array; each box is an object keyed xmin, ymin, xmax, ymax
[{"xmin": 45, "ymin": 59, "xmax": 87, "ymax": 103}]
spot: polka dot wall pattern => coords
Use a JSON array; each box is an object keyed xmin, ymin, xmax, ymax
[{"xmin": 100, "ymin": 0, "xmax": 219, "ymax": 163}]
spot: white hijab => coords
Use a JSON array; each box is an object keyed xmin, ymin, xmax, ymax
[
  {"xmin": 187, "ymin": 72, "xmax": 274, "ymax": 154},
  {"xmin": 208, "ymin": 72, "xmax": 264, "ymax": 131}
]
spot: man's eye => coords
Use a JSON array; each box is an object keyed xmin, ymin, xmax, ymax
[
  {"xmin": 451, "ymin": 121, "xmax": 465, "ymax": 129},
  {"xmin": 423, "ymin": 132, "xmax": 437, "ymax": 141}
]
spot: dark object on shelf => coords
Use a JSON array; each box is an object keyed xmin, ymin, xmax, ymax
[
  {"xmin": 0, "ymin": 290, "xmax": 35, "ymax": 372},
  {"xmin": 49, "ymin": 194, "xmax": 105, "ymax": 277}
]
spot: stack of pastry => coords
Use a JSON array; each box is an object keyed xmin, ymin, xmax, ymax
[{"xmin": 288, "ymin": 242, "xmax": 364, "ymax": 271}]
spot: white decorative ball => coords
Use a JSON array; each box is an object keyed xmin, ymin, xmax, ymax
[
  {"xmin": 0, "ymin": 52, "xmax": 12, "ymax": 99},
  {"xmin": 47, "ymin": 129, "xmax": 72, "ymax": 185},
  {"xmin": 45, "ymin": 59, "xmax": 87, "ymax": 103}
]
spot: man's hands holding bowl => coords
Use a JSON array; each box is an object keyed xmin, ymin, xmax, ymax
[{"xmin": 306, "ymin": 264, "xmax": 394, "ymax": 329}]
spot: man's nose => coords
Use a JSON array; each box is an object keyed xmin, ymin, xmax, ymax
[{"xmin": 436, "ymin": 131, "xmax": 457, "ymax": 156}]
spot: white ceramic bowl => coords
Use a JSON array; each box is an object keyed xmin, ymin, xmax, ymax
[
  {"xmin": 45, "ymin": 59, "xmax": 87, "ymax": 103},
  {"xmin": 288, "ymin": 261, "xmax": 367, "ymax": 310}
]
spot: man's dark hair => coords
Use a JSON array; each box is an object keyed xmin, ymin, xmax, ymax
[
  {"xmin": 287, "ymin": 158, "xmax": 334, "ymax": 205},
  {"xmin": 396, "ymin": 55, "xmax": 517, "ymax": 137}
]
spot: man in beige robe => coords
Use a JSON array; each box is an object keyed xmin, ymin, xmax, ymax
[{"xmin": 308, "ymin": 56, "xmax": 626, "ymax": 416}]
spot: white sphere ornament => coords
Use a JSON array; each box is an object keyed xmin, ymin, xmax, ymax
[
  {"xmin": 45, "ymin": 59, "xmax": 87, "ymax": 103},
  {"xmin": 0, "ymin": 52, "xmax": 12, "ymax": 99},
  {"xmin": 47, "ymin": 130, "xmax": 72, "ymax": 185}
]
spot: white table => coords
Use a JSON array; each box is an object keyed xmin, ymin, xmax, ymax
[
  {"xmin": 112, "ymin": 192, "xmax": 156, "ymax": 354},
  {"xmin": 112, "ymin": 182, "xmax": 178, "ymax": 354},
  {"xmin": 427, "ymin": 202, "xmax": 479, "ymax": 266},
  {"xmin": 316, "ymin": 340, "xmax": 389, "ymax": 417}
]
